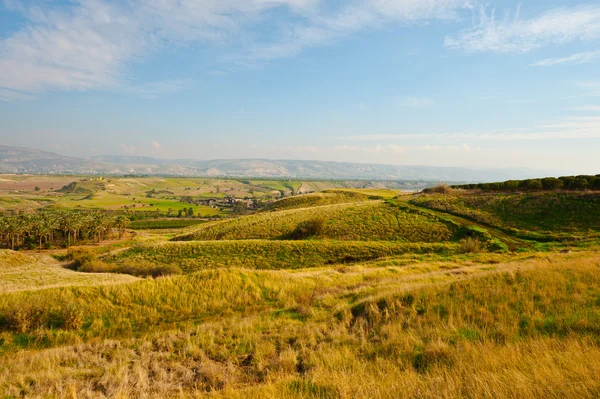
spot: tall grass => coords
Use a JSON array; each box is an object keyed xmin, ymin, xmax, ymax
[
  {"xmin": 1, "ymin": 253, "xmax": 599, "ymax": 397},
  {"xmin": 106, "ymin": 240, "xmax": 459, "ymax": 272}
]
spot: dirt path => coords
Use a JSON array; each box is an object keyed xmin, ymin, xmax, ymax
[{"xmin": 391, "ymin": 198, "xmax": 532, "ymax": 249}]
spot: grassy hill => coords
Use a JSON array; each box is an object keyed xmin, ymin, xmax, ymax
[
  {"xmin": 268, "ymin": 190, "xmax": 370, "ymax": 211},
  {"xmin": 176, "ymin": 201, "xmax": 458, "ymax": 242},
  {"xmin": 105, "ymin": 240, "xmax": 459, "ymax": 272},
  {"xmin": 410, "ymin": 191, "xmax": 600, "ymax": 240}
]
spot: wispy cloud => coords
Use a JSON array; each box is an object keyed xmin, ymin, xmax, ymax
[
  {"xmin": 571, "ymin": 105, "xmax": 600, "ymax": 112},
  {"xmin": 576, "ymin": 81, "xmax": 600, "ymax": 96},
  {"xmin": 247, "ymin": 1, "xmax": 473, "ymax": 61},
  {"xmin": 531, "ymin": 50, "xmax": 600, "ymax": 67},
  {"xmin": 0, "ymin": 88, "xmax": 34, "ymax": 101},
  {"xmin": 445, "ymin": 5, "xmax": 600, "ymax": 53},
  {"xmin": 0, "ymin": 0, "xmax": 474, "ymax": 97},
  {"xmin": 121, "ymin": 80, "xmax": 191, "ymax": 99},
  {"xmin": 342, "ymin": 116, "xmax": 600, "ymax": 142}
]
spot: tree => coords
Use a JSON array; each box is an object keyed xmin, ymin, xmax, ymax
[
  {"xmin": 541, "ymin": 177, "xmax": 563, "ymax": 190},
  {"xmin": 519, "ymin": 179, "xmax": 542, "ymax": 191},
  {"xmin": 114, "ymin": 216, "xmax": 130, "ymax": 238},
  {"xmin": 34, "ymin": 186, "xmax": 40, "ymax": 191},
  {"xmin": 233, "ymin": 201, "xmax": 248, "ymax": 215},
  {"xmin": 502, "ymin": 180, "xmax": 520, "ymax": 191},
  {"xmin": 186, "ymin": 208, "xmax": 194, "ymax": 217}
]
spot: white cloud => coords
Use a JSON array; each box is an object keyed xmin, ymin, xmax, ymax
[
  {"xmin": 247, "ymin": 0, "xmax": 473, "ymax": 61},
  {"xmin": 122, "ymin": 80, "xmax": 190, "ymax": 99},
  {"xmin": 575, "ymin": 81, "xmax": 600, "ymax": 98},
  {"xmin": 571, "ymin": 105, "xmax": 600, "ymax": 112},
  {"xmin": 0, "ymin": 0, "xmax": 474, "ymax": 97},
  {"xmin": 152, "ymin": 141, "xmax": 161, "ymax": 149},
  {"xmin": 342, "ymin": 116, "xmax": 600, "ymax": 142},
  {"xmin": 531, "ymin": 50, "xmax": 600, "ymax": 67},
  {"xmin": 398, "ymin": 96, "xmax": 434, "ymax": 107},
  {"xmin": 0, "ymin": 88, "xmax": 34, "ymax": 101},
  {"xmin": 445, "ymin": 5, "xmax": 600, "ymax": 53}
]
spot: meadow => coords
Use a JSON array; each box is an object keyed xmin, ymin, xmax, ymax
[{"xmin": 1, "ymin": 178, "xmax": 600, "ymax": 398}]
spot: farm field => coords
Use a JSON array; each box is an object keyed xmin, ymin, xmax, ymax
[{"xmin": 1, "ymin": 176, "xmax": 600, "ymax": 398}]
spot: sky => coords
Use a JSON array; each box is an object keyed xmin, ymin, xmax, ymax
[{"xmin": 0, "ymin": 0, "xmax": 599, "ymax": 174}]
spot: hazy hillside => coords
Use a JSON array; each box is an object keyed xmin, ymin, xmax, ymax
[{"xmin": 0, "ymin": 145, "xmax": 548, "ymax": 181}]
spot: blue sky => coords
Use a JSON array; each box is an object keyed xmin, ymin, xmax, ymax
[{"xmin": 1, "ymin": 0, "xmax": 599, "ymax": 174}]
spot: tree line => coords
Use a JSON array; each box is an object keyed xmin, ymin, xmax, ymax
[
  {"xmin": 452, "ymin": 175, "xmax": 600, "ymax": 192},
  {"xmin": 0, "ymin": 210, "xmax": 130, "ymax": 250}
]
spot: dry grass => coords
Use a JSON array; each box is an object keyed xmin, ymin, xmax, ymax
[
  {"xmin": 0, "ymin": 250, "xmax": 137, "ymax": 293},
  {"xmin": 1, "ymin": 252, "xmax": 600, "ymax": 397}
]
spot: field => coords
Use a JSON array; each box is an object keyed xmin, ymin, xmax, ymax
[{"xmin": 1, "ymin": 178, "xmax": 600, "ymax": 397}]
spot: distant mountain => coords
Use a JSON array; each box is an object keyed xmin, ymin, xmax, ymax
[{"xmin": 0, "ymin": 145, "xmax": 550, "ymax": 182}]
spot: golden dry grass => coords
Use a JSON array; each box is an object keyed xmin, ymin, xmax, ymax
[
  {"xmin": 0, "ymin": 250, "xmax": 137, "ymax": 293},
  {"xmin": 1, "ymin": 251, "xmax": 600, "ymax": 398}
]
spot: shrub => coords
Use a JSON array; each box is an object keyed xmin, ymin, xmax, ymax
[
  {"xmin": 520, "ymin": 179, "xmax": 543, "ymax": 191},
  {"xmin": 459, "ymin": 237, "xmax": 483, "ymax": 254},
  {"xmin": 65, "ymin": 248, "xmax": 98, "ymax": 270},
  {"xmin": 287, "ymin": 216, "xmax": 326, "ymax": 240},
  {"xmin": 117, "ymin": 262, "xmax": 183, "ymax": 277},
  {"xmin": 423, "ymin": 184, "xmax": 454, "ymax": 194},
  {"xmin": 541, "ymin": 177, "xmax": 563, "ymax": 190},
  {"xmin": 487, "ymin": 239, "xmax": 509, "ymax": 253}
]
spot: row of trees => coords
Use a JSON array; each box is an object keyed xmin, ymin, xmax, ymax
[
  {"xmin": 0, "ymin": 210, "xmax": 130, "ymax": 250},
  {"xmin": 453, "ymin": 175, "xmax": 600, "ymax": 192}
]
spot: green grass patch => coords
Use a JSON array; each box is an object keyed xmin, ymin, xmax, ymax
[{"xmin": 129, "ymin": 219, "xmax": 208, "ymax": 230}]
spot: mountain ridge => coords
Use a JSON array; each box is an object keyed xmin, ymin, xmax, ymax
[{"xmin": 0, "ymin": 145, "xmax": 552, "ymax": 182}]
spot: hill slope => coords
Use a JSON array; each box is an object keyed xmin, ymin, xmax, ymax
[
  {"xmin": 411, "ymin": 191, "xmax": 600, "ymax": 238},
  {"xmin": 175, "ymin": 201, "xmax": 458, "ymax": 242}
]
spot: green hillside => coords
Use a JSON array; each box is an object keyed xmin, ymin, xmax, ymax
[
  {"xmin": 268, "ymin": 190, "xmax": 370, "ymax": 211},
  {"xmin": 105, "ymin": 240, "xmax": 459, "ymax": 272},
  {"xmin": 175, "ymin": 201, "xmax": 457, "ymax": 242},
  {"xmin": 410, "ymin": 192, "xmax": 600, "ymax": 239}
]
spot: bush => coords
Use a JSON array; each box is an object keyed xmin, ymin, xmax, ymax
[
  {"xmin": 287, "ymin": 216, "xmax": 326, "ymax": 240},
  {"xmin": 459, "ymin": 237, "xmax": 484, "ymax": 254},
  {"xmin": 423, "ymin": 184, "xmax": 454, "ymax": 194},
  {"xmin": 487, "ymin": 239, "xmax": 509, "ymax": 253},
  {"xmin": 65, "ymin": 248, "xmax": 99, "ymax": 270},
  {"xmin": 541, "ymin": 177, "xmax": 563, "ymax": 190},
  {"xmin": 117, "ymin": 262, "xmax": 183, "ymax": 278}
]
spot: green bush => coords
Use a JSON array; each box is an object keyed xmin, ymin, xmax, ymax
[{"xmin": 287, "ymin": 216, "xmax": 326, "ymax": 240}]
